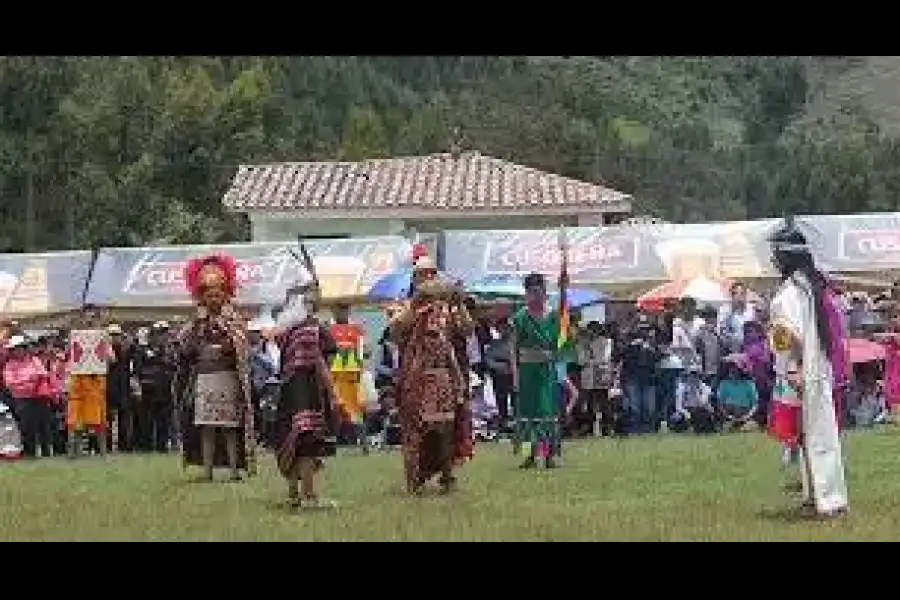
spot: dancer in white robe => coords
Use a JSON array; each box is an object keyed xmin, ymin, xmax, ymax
[{"xmin": 767, "ymin": 219, "xmax": 848, "ymax": 519}]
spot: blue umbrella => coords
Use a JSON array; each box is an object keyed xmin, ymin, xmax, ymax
[
  {"xmin": 466, "ymin": 274, "xmax": 608, "ymax": 309},
  {"xmin": 465, "ymin": 273, "xmax": 523, "ymax": 298},
  {"xmin": 368, "ymin": 267, "xmax": 415, "ymax": 301},
  {"xmin": 557, "ymin": 287, "xmax": 608, "ymax": 309}
]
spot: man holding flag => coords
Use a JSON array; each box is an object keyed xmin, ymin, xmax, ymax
[{"xmin": 511, "ymin": 228, "xmax": 570, "ymax": 469}]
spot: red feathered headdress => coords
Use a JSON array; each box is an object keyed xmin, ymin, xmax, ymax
[
  {"xmin": 184, "ymin": 253, "xmax": 239, "ymax": 301},
  {"xmin": 412, "ymin": 243, "xmax": 428, "ymax": 262}
]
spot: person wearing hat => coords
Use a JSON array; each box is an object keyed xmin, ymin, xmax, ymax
[
  {"xmin": 409, "ymin": 254, "xmax": 438, "ymax": 298},
  {"xmin": 768, "ymin": 218, "xmax": 848, "ymax": 519},
  {"xmin": 391, "ymin": 278, "xmax": 467, "ymax": 494},
  {"xmin": 511, "ymin": 272, "xmax": 567, "ymax": 469},
  {"xmin": 3, "ymin": 335, "xmax": 54, "ymax": 457}
]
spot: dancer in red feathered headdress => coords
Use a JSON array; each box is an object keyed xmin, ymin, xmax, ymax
[
  {"xmin": 175, "ymin": 253, "xmax": 256, "ymax": 481},
  {"xmin": 184, "ymin": 253, "xmax": 239, "ymax": 303}
]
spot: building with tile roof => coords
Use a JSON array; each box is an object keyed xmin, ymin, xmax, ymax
[{"xmin": 223, "ymin": 151, "xmax": 632, "ymax": 242}]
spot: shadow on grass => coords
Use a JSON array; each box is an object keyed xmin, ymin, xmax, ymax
[
  {"xmin": 757, "ymin": 505, "xmax": 851, "ymax": 526},
  {"xmin": 757, "ymin": 506, "xmax": 813, "ymax": 524}
]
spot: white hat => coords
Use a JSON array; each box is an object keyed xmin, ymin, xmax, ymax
[
  {"xmin": 413, "ymin": 255, "xmax": 437, "ymax": 272},
  {"xmin": 152, "ymin": 321, "xmax": 169, "ymax": 330},
  {"xmin": 247, "ymin": 321, "xmax": 262, "ymax": 333},
  {"xmin": 7, "ymin": 335, "xmax": 26, "ymax": 349},
  {"xmin": 107, "ymin": 323, "xmax": 123, "ymax": 335}
]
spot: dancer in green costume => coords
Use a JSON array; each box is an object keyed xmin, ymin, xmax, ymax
[{"xmin": 513, "ymin": 272, "xmax": 564, "ymax": 469}]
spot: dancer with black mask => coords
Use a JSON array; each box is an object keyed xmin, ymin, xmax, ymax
[{"xmin": 767, "ymin": 217, "xmax": 848, "ymax": 519}]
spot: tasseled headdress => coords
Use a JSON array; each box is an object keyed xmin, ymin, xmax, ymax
[
  {"xmin": 414, "ymin": 278, "xmax": 451, "ymax": 302},
  {"xmin": 184, "ymin": 254, "xmax": 239, "ymax": 302}
]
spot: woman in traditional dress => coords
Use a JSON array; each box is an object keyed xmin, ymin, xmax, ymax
[
  {"xmin": 512, "ymin": 273, "xmax": 563, "ymax": 469},
  {"xmin": 392, "ymin": 279, "xmax": 466, "ymax": 494},
  {"xmin": 272, "ymin": 283, "xmax": 339, "ymax": 508},
  {"xmin": 176, "ymin": 254, "xmax": 255, "ymax": 481}
]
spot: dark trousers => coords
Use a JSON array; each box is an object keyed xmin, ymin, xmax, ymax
[
  {"xmin": 492, "ymin": 372, "xmax": 515, "ymax": 423},
  {"xmin": 656, "ymin": 369, "xmax": 680, "ymax": 427},
  {"xmin": 582, "ymin": 388, "xmax": 615, "ymax": 436},
  {"xmin": 104, "ymin": 408, "xmax": 133, "ymax": 452},
  {"xmin": 150, "ymin": 401, "xmax": 172, "ymax": 452},
  {"xmin": 19, "ymin": 398, "xmax": 54, "ymax": 457},
  {"xmin": 135, "ymin": 385, "xmax": 172, "ymax": 452},
  {"xmin": 53, "ymin": 406, "xmax": 67, "ymax": 454},
  {"xmin": 112, "ymin": 406, "xmax": 133, "ymax": 452}
]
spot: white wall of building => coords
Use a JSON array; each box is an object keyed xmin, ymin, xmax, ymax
[{"xmin": 249, "ymin": 212, "xmax": 615, "ymax": 242}]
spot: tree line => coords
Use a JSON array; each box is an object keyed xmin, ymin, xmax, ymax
[{"xmin": 1, "ymin": 56, "xmax": 897, "ymax": 252}]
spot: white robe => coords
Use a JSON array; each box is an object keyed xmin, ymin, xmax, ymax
[{"xmin": 770, "ymin": 273, "xmax": 848, "ymax": 513}]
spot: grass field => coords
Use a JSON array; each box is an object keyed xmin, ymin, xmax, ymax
[{"xmin": 2, "ymin": 431, "xmax": 900, "ymax": 541}]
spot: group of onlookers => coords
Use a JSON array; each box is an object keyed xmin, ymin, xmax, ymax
[
  {"xmin": 0, "ymin": 321, "xmax": 179, "ymax": 458},
  {"xmin": 6, "ymin": 277, "xmax": 900, "ymax": 459},
  {"xmin": 406, "ymin": 280, "xmax": 900, "ymax": 441}
]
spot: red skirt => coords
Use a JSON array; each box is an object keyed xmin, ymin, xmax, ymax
[{"xmin": 768, "ymin": 400, "xmax": 801, "ymax": 447}]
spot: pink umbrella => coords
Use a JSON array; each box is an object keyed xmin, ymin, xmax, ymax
[{"xmin": 845, "ymin": 338, "xmax": 886, "ymax": 364}]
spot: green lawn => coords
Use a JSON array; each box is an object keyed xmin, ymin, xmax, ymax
[{"xmin": 2, "ymin": 431, "xmax": 900, "ymax": 541}]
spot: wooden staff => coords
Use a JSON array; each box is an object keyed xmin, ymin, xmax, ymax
[{"xmin": 558, "ymin": 226, "xmax": 570, "ymax": 345}]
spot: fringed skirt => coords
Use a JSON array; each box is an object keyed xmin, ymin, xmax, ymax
[
  {"xmin": 399, "ymin": 368, "xmax": 459, "ymax": 483},
  {"xmin": 275, "ymin": 371, "xmax": 336, "ymax": 479}
]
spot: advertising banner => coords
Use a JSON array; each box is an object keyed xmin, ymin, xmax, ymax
[
  {"xmin": 0, "ymin": 251, "xmax": 94, "ymax": 317},
  {"xmin": 85, "ymin": 238, "xmax": 411, "ymax": 308},
  {"xmin": 444, "ymin": 215, "xmax": 900, "ymax": 285}
]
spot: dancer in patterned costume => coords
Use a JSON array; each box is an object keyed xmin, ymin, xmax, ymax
[
  {"xmin": 176, "ymin": 254, "xmax": 256, "ymax": 481},
  {"xmin": 392, "ymin": 279, "xmax": 466, "ymax": 494},
  {"xmin": 272, "ymin": 282, "xmax": 339, "ymax": 508},
  {"xmin": 405, "ymin": 252, "xmax": 474, "ymax": 464}
]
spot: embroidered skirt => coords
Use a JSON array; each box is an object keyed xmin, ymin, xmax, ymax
[{"xmin": 194, "ymin": 371, "xmax": 241, "ymax": 428}]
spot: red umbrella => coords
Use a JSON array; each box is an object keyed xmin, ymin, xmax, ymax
[
  {"xmin": 844, "ymin": 338, "xmax": 886, "ymax": 364},
  {"xmin": 637, "ymin": 276, "xmax": 732, "ymax": 312}
]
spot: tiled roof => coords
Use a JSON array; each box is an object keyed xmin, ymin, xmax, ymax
[{"xmin": 222, "ymin": 152, "xmax": 631, "ymax": 214}]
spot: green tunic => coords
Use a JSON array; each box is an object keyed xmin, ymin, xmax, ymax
[{"xmin": 513, "ymin": 307, "xmax": 561, "ymax": 454}]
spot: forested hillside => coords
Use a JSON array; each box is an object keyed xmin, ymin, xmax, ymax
[{"xmin": 1, "ymin": 55, "xmax": 898, "ymax": 252}]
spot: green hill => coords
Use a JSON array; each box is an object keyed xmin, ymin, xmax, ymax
[{"xmin": 0, "ymin": 56, "xmax": 896, "ymax": 251}]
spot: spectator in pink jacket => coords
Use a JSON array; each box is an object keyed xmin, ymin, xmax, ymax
[{"xmin": 3, "ymin": 336, "xmax": 54, "ymax": 458}]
